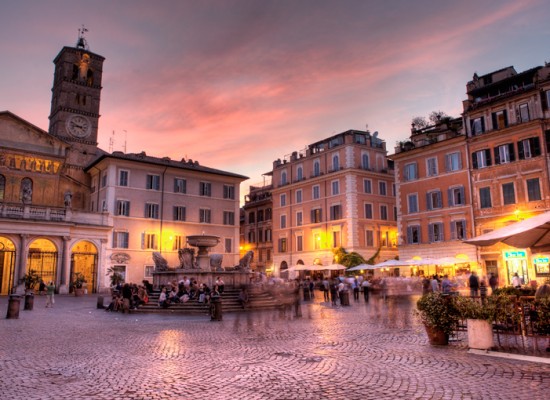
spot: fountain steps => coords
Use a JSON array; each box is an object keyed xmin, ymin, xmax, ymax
[{"xmin": 132, "ymin": 287, "xmax": 283, "ymax": 314}]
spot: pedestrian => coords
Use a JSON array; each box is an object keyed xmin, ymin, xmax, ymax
[
  {"xmin": 441, "ymin": 275, "xmax": 454, "ymax": 294},
  {"xmin": 353, "ymin": 277, "xmax": 360, "ymax": 301},
  {"xmin": 380, "ymin": 278, "xmax": 387, "ymax": 301},
  {"xmin": 361, "ymin": 279, "xmax": 370, "ymax": 303},
  {"xmin": 39, "ymin": 279, "xmax": 46, "ymax": 295},
  {"xmin": 215, "ymin": 276, "xmax": 225, "ymax": 294},
  {"xmin": 479, "ymin": 280, "xmax": 488, "ymax": 304},
  {"xmin": 330, "ymin": 280, "xmax": 338, "ymax": 306},
  {"xmin": 512, "ymin": 272, "xmax": 522, "ymax": 289},
  {"xmin": 430, "ymin": 275, "xmax": 440, "ymax": 292},
  {"xmin": 238, "ymin": 287, "xmax": 249, "ymax": 309},
  {"xmin": 322, "ymin": 277, "xmax": 330, "ymax": 302},
  {"xmin": 469, "ymin": 271, "xmax": 480, "ymax": 297},
  {"xmin": 45, "ymin": 281, "xmax": 55, "ymax": 308},
  {"xmin": 488, "ymin": 273, "xmax": 498, "ymax": 294}
]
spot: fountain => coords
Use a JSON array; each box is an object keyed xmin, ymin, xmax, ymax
[{"xmin": 186, "ymin": 234, "xmax": 220, "ymax": 270}]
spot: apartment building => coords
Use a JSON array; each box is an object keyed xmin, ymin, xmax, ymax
[
  {"xmin": 392, "ymin": 118, "xmax": 477, "ymax": 276},
  {"xmin": 241, "ymin": 183, "xmax": 273, "ymax": 273},
  {"xmin": 270, "ymin": 130, "xmax": 398, "ymax": 276},
  {"xmin": 463, "ymin": 64, "xmax": 550, "ymax": 285}
]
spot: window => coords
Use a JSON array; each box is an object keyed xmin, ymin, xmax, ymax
[
  {"xmin": 363, "ymin": 179, "xmax": 372, "ymax": 194},
  {"xmin": 362, "ymin": 153, "xmax": 370, "ymax": 170},
  {"xmin": 365, "ymin": 203, "xmax": 373, "ymax": 219},
  {"xmin": 113, "ymin": 231, "xmax": 129, "ymax": 248},
  {"xmin": 200, "ymin": 182, "xmax": 211, "ymax": 196},
  {"xmin": 280, "ymin": 214, "xmax": 287, "ymax": 229},
  {"xmin": 248, "ymin": 212, "xmax": 256, "ymax": 224},
  {"xmin": 101, "ymin": 173, "xmax": 107, "ymax": 188},
  {"xmin": 280, "ymin": 194, "xmax": 287, "ymax": 206},
  {"xmin": 200, "ymin": 208, "xmax": 211, "ymax": 223},
  {"xmin": 142, "ymin": 233, "xmax": 158, "ymax": 250},
  {"xmin": 407, "ymin": 225, "xmax": 421, "ymax": 244},
  {"xmin": 332, "ymin": 154, "xmax": 340, "ymax": 171},
  {"xmin": 296, "ymin": 189, "xmax": 302, "ymax": 204},
  {"xmin": 118, "ymin": 170, "xmax": 129, "ymax": 186},
  {"xmin": 379, "ymin": 181, "xmax": 387, "ymax": 196},
  {"xmin": 408, "ymin": 194, "xmax": 418, "ymax": 213},
  {"xmin": 248, "ymin": 230, "xmax": 256, "ymax": 243},
  {"xmin": 472, "ymin": 149, "xmax": 492, "ymax": 169},
  {"xmin": 145, "ymin": 203, "xmax": 159, "ymax": 219},
  {"xmin": 427, "ymin": 157, "xmax": 438, "ymax": 177},
  {"xmin": 312, "ymin": 185, "xmax": 320, "ymax": 199},
  {"xmin": 491, "ymin": 109, "xmax": 508, "ymax": 130},
  {"xmin": 365, "ymin": 230, "xmax": 374, "ymax": 247},
  {"xmin": 518, "ymin": 137, "xmax": 541, "ymax": 159},
  {"xmin": 223, "ymin": 211, "xmax": 235, "ymax": 225},
  {"xmin": 428, "ymin": 223, "xmax": 444, "ymax": 243},
  {"xmin": 332, "ymin": 231, "xmax": 341, "ymax": 248},
  {"xmin": 278, "ymin": 238, "xmax": 287, "ymax": 252},
  {"xmin": 296, "ymin": 166, "xmax": 303, "ymax": 181},
  {"xmin": 330, "ymin": 205, "xmax": 342, "ymax": 220},
  {"xmin": 296, "ymin": 211, "xmax": 303, "ymax": 226},
  {"xmin": 173, "ymin": 206, "xmax": 186, "ymax": 221},
  {"xmin": 0, "ymin": 174, "xmax": 4, "ymax": 200},
  {"xmin": 258, "ymin": 229, "xmax": 263, "ymax": 243},
  {"xmin": 223, "ymin": 185, "xmax": 235, "ymax": 199},
  {"xmin": 265, "ymin": 208, "xmax": 272, "ymax": 220},
  {"xmin": 502, "ymin": 182, "xmax": 516, "ymax": 205},
  {"xmin": 116, "ymin": 200, "xmax": 130, "ymax": 216},
  {"xmin": 445, "ymin": 152, "xmax": 462, "ymax": 172},
  {"xmin": 404, "ymin": 163, "xmax": 418, "ymax": 181},
  {"xmin": 311, "ymin": 208, "xmax": 322, "ymax": 223},
  {"xmin": 267, "ymin": 249, "xmax": 271, "ymax": 261},
  {"xmin": 479, "ymin": 187, "xmax": 492, "ymax": 209},
  {"xmin": 313, "ymin": 160, "xmax": 321, "ymax": 177},
  {"xmin": 426, "ymin": 190, "xmax": 442, "ymax": 210},
  {"xmin": 297, "ymin": 235, "xmax": 303, "ymax": 252},
  {"xmin": 174, "ymin": 178, "xmax": 187, "ymax": 193},
  {"xmin": 331, "ymin": 180, "xmax": 339, "ymax": 195},
  {"xmin": 265, "ymin": 229, "xmax": 272, "ymax": 242},
  {"xmin": 518, "ymin": 103, "xmax": 530, "ymax": 122},
  {"xmin": 494, "ymin": 143, "xmax": 515, "ymax": 164},
  {"xmin": 225, "ymin": 238, "xmax": 232, "ymax": 253},
  {"xmin": 380, "ymin": 205, "xmax": 388, "ymax": 220},
  {"xmin": 314, "ymin": 233, "xmax": 321, "ymax": 250},
  {"xmin": 173, "ymin": 235, "xmax": 184, "ymax": 250},
  {"xmin": 471, "ymin": 117, "xmax": 485, "ymax": 135},
  {"xmin": 281, "ymin": 171, "xmax": 287, "ymax": 185},
  {"xmin": 146, "ymin": 174, "xmax": 160, "ymax": 190},
  {"xmin": 257, "ymin": 210, "xmax": 264, "ymax": 222},
  {"xmin": 394, "ymin": 207, "xmax": 398, "ymax": 221},
  {"xmin": 144, "ymin": 265, "xmax": 155, "ymax": 279},
  {"xmin": 451, "ymin": 220, "xmax": 466, "ymax": 240},
  {"xmin": 448, "ymin": 186, "xmax": 465, "ymax": 206},
  {"xmin": 527, "ymin": 178, "xmax": 542, "ymax": 201}
]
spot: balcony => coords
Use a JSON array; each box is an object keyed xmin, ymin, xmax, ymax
[{"xmin": 0, "ymin": 202, "xmax": 112, "ymax": 226}]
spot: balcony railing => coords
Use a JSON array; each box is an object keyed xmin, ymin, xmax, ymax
[{"xmin": 0, "ymin": 202, "xmax": 112, "ymax": 226}]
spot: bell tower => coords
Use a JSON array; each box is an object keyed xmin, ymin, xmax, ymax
[{"xmin": 48, "ymin": 26, "xmax": 104, "ymax": 160}]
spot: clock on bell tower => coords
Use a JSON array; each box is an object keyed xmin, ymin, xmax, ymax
[{"xmin": 48, "ymin": 26, "xmax": 104, "ymax": 156}]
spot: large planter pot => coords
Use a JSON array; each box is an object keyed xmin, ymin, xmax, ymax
[
  {"xmin": 467, "ymin": 319, "xmax": 494, "ymax": 350},
  {"xmin": 424, "ymin": 324, "xmax": 449, "ymax": 345},
  {"xmin": 74, "ymin": 288, "xmax": 85, "ymax": 297}
]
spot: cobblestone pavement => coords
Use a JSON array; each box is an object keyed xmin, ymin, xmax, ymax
[{"xmin": 1, "ymin": 293, "xmax": 549, "ymax": 400}]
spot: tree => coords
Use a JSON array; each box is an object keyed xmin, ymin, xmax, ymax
[
  {"xmin": 411, "ymin": 116, "xmax": 428, "ymax": 129},
  {"xmin": 333, "ymin": 247, "xmax": 367, "ymax": 268},
  {"xmin": 428, "ymin": 110, "xmax": 450, "ymax": 124}
]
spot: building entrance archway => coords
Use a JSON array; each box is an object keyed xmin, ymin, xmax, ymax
[
  {"xmin": 0, "ymin": 237, "xmax": 16, "ymax": 295},
  {"xmin": 70, "ymin": 240, "xmax": 98, "ymax": 294},
  {"xmin": 27, "ymin": 238, "xmax": 58, "ymax": 290}
]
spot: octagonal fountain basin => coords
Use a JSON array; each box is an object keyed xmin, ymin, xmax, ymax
[{"xmin": 186, "ymin": 234, "xmax": 220, "ymax": 255}]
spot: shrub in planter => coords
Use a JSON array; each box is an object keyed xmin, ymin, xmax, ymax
[
  {"xmin": 416, "ymin": 292, "xmax": 461, "ymax": 344},
  {"xmin": 455, "ymin": 296, "xmax": 496, "ymax": 350}
]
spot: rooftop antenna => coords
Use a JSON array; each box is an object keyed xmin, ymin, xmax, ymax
[
  {"xmin": 109, "ymin": 130, "xmax": 115, "ymax": 153},
  {"xmin": 76, "ymin": 25, "xmax": 89, "ymax": 50},
  {"xmin": 123, "ymin": 130, "xmax": 127, "ymax": 153}
]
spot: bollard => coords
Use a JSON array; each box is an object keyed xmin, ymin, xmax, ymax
[
  {"xmin": 97, "ymin": 295, "xmax": 105, "ymax": 309},
  {"xmin": 6, "ymin": 294, "xmax": 21, "ymax": 319},
  {"xmin": 24, "ymin": 292, "xmax": 34, "ymax": 311},
  {"xmin": 210, "ymin": 297, "xmax": 222, "ymax": 321}
]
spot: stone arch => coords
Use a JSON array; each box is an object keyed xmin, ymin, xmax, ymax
[
  {"xmin": 27, "ymin": 238, "xmax": 58, "ymax": 290},
  {"xmin": 70, "ymin": 240, "xmax": 99, "ymax": 294},
  {"xmin": 0, "ymin": 236, "xmax": 16, "ymax": 295}
]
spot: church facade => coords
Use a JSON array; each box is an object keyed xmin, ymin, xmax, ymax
[{"xmin": 0, "ymin": 34, "xmax": 246, "ymax": 295}]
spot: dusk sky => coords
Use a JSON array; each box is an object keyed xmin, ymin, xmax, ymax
[{"xmin": 2, "ymin": 0, "xmax": 549, "ymax": 197}]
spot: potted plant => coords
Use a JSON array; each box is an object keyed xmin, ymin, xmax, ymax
[
  {"xmin": 21, "ymin": 269, "xmax": 41, "ymax": 293},
  {"xmin": 72, "ymin": 272, "xmax": 87, "ymax": 296},
  {"xmin": 416, "ymin": 292, "xmax": 460, "ymax": 345},
  {"xmin": 455, "ymin": 296, "xmax": 496, "ymax": 350},
  {"xmin": 106, "ymin": 267, "xmax": 124, "ymax": 289}
]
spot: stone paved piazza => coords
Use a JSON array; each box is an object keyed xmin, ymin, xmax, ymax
[{"xmin": 1, "ymin": 293, "xmax": 549, "ymax": 400}]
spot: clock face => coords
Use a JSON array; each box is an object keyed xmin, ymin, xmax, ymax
[{"xmin": 66, "ymin": 115, "xmax": 91, "ymax": 138}]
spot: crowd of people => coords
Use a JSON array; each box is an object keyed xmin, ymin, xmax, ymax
[
  {"xmin": 157, "ymin": 276, "xmax": 224, "ymax": 308},
  {"xmin": 105, "ymin": 281, "xmax": 151, "ymax": 312}
]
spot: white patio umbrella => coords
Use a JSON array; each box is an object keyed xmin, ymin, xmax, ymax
[
  {"xmin": 435, "ymin": 256, "xmax": 469, "ymax": 265},
  {"xmin": 347, "ymin": 263, "xmax": 373, "ymax": 272},
  {"xmin": 464, "ymin": 210, "xmax": 550, "ymax": 251}
]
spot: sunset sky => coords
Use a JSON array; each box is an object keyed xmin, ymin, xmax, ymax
[{"xmin": 1, "ymin": 0, "xmax": 549, "ymax": 196}]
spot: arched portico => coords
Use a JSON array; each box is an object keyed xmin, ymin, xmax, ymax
[
  {"xmin": 26, "ymin": 238, "xmax": 58, "ymax": 290},
  {"xmin": 70, "ymin": 240, "xmax": 98, "ymax": 293}
]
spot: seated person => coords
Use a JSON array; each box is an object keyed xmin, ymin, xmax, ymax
[
  {"xmin": 238, "ymin": 287, "xmax": 249, "ymax": 309},
  {"xmin": 158, "ymin": 288, "xmax": 170, "ymax": 308},
  {"xmin": 168, "ymin": 287, "xmax": 180, "ymax": 303}
]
